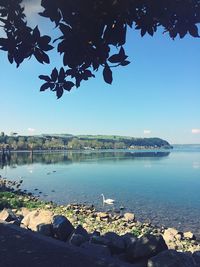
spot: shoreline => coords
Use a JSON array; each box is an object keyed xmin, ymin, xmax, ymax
[
  {"xmin": 0, "ymin": 176, "xmax": 200, "ymax": 254},
  {"xmin": 0, "ymin": 147, "xmax": 172, "ymax": 154}
]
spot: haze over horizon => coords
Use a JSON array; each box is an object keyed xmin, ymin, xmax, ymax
[{"xmin": 0, "ymin": 2, "xmax": 200, "ymax": 145}]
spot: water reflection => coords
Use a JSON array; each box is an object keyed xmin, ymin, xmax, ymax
[{"xmin": 0, "ymin": 150, "xmax": 170, "ymax": 168}]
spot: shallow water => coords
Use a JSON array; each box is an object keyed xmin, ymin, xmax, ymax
[{"xmin": 1, "ymin": 146, "xmax": 200, "ymax": 236}]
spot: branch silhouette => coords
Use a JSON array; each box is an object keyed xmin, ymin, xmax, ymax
[{"xmin": 0, "ymin": 0, "xmax": 199, "ymax": 98}]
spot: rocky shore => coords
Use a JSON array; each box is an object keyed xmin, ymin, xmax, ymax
[{"xmin": 1, "ymin": 176, "xmax": 200, "ymax": 266}]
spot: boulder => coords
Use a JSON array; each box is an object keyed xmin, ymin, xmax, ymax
[
  {"xmin": 21, "ymin": 210, "xmax": 53, "ymax": 234},
  {"xmin": 103, "ymin": 232, "xmax": 125, "ymax": 254},
  {"xmin": 96, "ymin": 212, "xmax": 109, "ymax": 221},
  {"xmin": 90, "ymin": 235, "xmax": 110, "ymax": 246},
  {"xmin": 52, "ymin": 215, "xmax": 74, "ymax": 241},
  {"xmin": 124, "ymin": 213, "xmax": 135, "ymax": 222},
  {"xmin": 37, "ymin": 223, "xmax": 53, "ymax": 236},
  {"xmin": 68, "ymin": 224, "xmax": 89, "ymax": 246},
  {"xmin": 91, "ymin": 230, "xmax": 100, "ymax": 237},
  {"xmin": 193, "ymin": 251, "xmax": 200, "ymax": 265},
  {"xmin": 148, "ymin": 250, "xmax": 196, "ymax": 267},
  {"xmin": 183, "ymin": 231, "xmax": 196, "ymax": 240},
  {"xmin": 162, "ymin": 228, "xmax": 180, "ymax": 249},
  {"xmin": 127, "ymin": 234, "xmax": 168, "ymax": 261},
  {"xmin": 175, "ymin": 233, "xmax": 182, "ymax": 241},
  {"xmin": 0, "ymin": 208, "xmax": 18, "ymax": 222},
  {"xmin": 18, "ymin": 207, "xmax": 30, "ymax": 218},
  {"xmin": 73, "ymin": 225, "xmax": 89, "ymax": 240},
  {"xmin": 163, "ymin": 228, "xmax": 178, "ymax": 244},
  {"xmin": 81, "ymin": 242, "xmax": 111, "ymax": 258},
  {"xmin": 69, "ymin": 233, "xmax": 87, "ymax": 246},
  {"xmin": 121, "ymin": 233, "xmax": 137, "ymax": 249}
]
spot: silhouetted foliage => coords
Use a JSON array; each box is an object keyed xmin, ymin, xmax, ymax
[{"xmin": 0, "ymin": 0, "xmax": 199, "ymax": 98}]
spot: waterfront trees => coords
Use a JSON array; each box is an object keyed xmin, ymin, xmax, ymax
[{"xmin": 0, "ymin": 133, "xmax": 171, "ymax": 150}]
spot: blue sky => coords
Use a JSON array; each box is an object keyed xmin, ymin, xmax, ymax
[{"xmin": 0, "ymin": 3, "xmax": 200, "ymax": 144}]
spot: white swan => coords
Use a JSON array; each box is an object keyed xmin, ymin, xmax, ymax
[{"xmin": 101, "ymin": 194, "xmax": 115, "ymax": 204}]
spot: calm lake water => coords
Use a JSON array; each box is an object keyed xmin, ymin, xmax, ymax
[{"xmin": 1, "ymin": 145, "xmax": 200, "ymax": 236}]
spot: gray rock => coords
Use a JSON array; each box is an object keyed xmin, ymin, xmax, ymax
[
  {"xmin": 81, "ymin": 242, "xmax": 111, "ymax": 258},
  {"xmin": 183, "ymin": 231, "xmax": 196, "ymax": 240},
  {"xmin": 90, "ymin": 235, "xmax": 110, "ymax": 246},
  {"xmin": 121, "ymin": 233, "xmax": 137, "ymax": 249},
  {"xmin": 124, "ymin": 213, "xmax": 135, "ymax": 222},
  {"xmin": 127, "ymin": 234, "xmax": 168, "ymax": 261},
  {"xmin": 148, "ymin": 250, "xmax": 196, "ymax": 267},
  {"xmin": 8, "ymin": 219, "xmax": 21, "ymax": 226},
  {"xmin": 69, "ymin": 233, "xmax": 87, "ymax": 246},
  {"xmin": 91, "ymin": 230, "xmax": 100, "ymax": 237},
  {"xmin": 52, "ymin": 215, "xmax": 74, "ymax": 241},
  {"xmin": 0, "ymin": 208, "xmax": 18, "ymax": 222},
  {"xmin": 104, "ymin": 232, "xmax": 125, "ymax": 254},
  {"xmin": 73, "ymin": 224, "xmax": 89, "ymax": 240},
  {"xmin": 193, "ymin": 251, "xmax": 200, "ymax": 265},
  {"xmin": 163, "ymin": 228, "xmax": 178, "ymax": 244},
  {"xmin": 96, "ymin": 212, "xmax": 109, "ymax": 220},
  {"xmin": 37, "ymin": 223, "xmax": 53, "ymax": 236}
]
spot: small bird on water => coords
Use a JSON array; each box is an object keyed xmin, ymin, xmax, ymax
[{"xmin": 101, "ymin": 194, "xmax": 115, "ymax": 204}]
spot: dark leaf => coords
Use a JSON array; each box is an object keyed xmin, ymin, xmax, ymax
[
  {"xmin": 54, "ymin": 10, "xmax": 62, "ymax": 26},
  {"xmin": 53, "ymin": 36, "xmax": 63, "ymax": 43},
  {"xmin": 33, "ymin": 26, "xmax": 40, "ymax": 40},
  {"xmin": 34, "ymin": 48, "xmax": 50, "ymax": 64},
  {"xmin": 63, "ymin": 81, "xmax": 74, "ymax": 91},
  {"xmin": 65, "ymin": 68, "xmax": 75, "ymax": 76},
  {"xmin": 8, "ymin": 53, "xmax": 14, "ymax": 64},
  {"xmin": 169, "ymin": 29, "xmax": 177, "ymax": 39},
  {"xmin": 179, "ymin": 27, "xmax": 187, "ymax": 39},
  {"xmin": 45, "ymin": 44, "xmax": 54, "ymax": 51},
  {"xmin": 92, "ymin": 60, "xmax": 99, "ymax": 71},
  {"xmin": 38, "ymin": 36, "xmax": 52, "ymax": 51},
  {"xmin": 0, "ymin": 38, "xmax": 8, "ymax": 47},
  {"xmin": 84, "ymin": 70, "xmax": 95, "ymax": 78},
  {"xmin": 108, "ymin": 54, "xmax": 122, "ymax": 63},
  {"xmin": 40, "ymin": 50, "xmax": 50, "ymax": 64},
  {"xmin": 147, "ymin": 27, "xmax": 154, "ymax": 36},
  {"xmin": 75, "ymin": 76, "xmax": 81, "ymax": 88},
  {"xmin": 58, "ymin": 40, "xmax": 67, "ymax": 54},
  {"xmin": 51, "ymin": 68, "xmax": 58, "ymax": 81},
  {"xmin": 59, "ymin": 23, "xmax": 72, "ymax": 36},
  {"xmin": 38, "ymin": 42, "xmax": 53, "ymax": 51},
  {"xmin": 119, "ymin": 47, "xmax": 125, "ymax": 57},
  {"xmin": 49, "ymin": 83, "xmax": 55, "ymax": 90},
  {"xmin": 103, "ymin": 64, "xmax": 113, "ymax": 84},
  {"xmin": 141, "ymin": 28, "xmax": 147, "ymax": 37},
  {"xmin": 39, "ymin": 75, "xmax": 51, "ymax": 82},
  {"xmin": 188, "ymin": 25, "xmax": 199, "ymax": 37},
  {"xmin": 121, "ymin": 60, "xmax": 130, "ymax": 66},
  {"xmin": 58, "ymin": 67, "xmax": 65, "ymax": 82},
  {"xmin": 40, "ymin": 82, "xmax": 51, "ymax": 91},
  {"xmin": 40, "ymin": 35, "xmax": 51, "ymax": 44},
  {"xmin": 56, "ymin": 86, "xmax": 64, "ymax": 99}
]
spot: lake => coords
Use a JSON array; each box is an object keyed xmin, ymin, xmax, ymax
[{"xmin": 1, "ymin": 145, "xmax": 200, "ymax": 237}]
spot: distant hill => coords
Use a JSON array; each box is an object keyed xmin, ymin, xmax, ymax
[{"xmin": 0, "ymin": 133, "xmax": 172, "ymax": 151}]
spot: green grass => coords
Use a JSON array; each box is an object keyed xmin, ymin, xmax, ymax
[
  {"xmin": 131, "ymin": 227, "xmax": 142, "ymax": 237},
  {"xmin": 0, "ymin": 191, "xmax": 46, "ymax": 210}
]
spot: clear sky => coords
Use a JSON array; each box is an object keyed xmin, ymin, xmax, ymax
[{"xmin": 0, "ymin": 2, "xmax": 200, "ymax": 144}]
